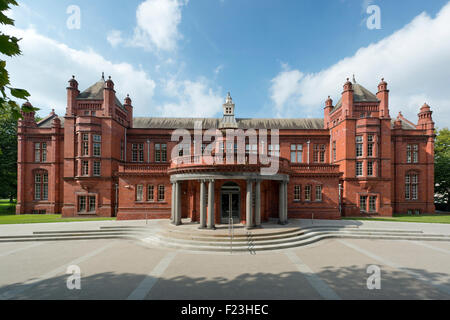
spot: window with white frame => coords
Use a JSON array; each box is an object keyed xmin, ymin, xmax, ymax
[
  {"xmin": 356, "ymin": 136, "xmax": 363, "ymax": 158},
  {"xmin": 291, "ymin": 144, "xmax": 303, "ymax": 163},
  {"xmin": 294, "ymin": 185, "xmax": 301, "ymax": 201},
  {"xmin": 136, "ymin": 185, "xmax": 144, "ymax": 202},
  {"xmin": 356, "ymin": 162, "xmax": 363, "ymax": 177},
  {"xmin": 367, "ymin": 161, "xmax": 374, "ymax": 176},
  {"xmin": 360, "ymin": 195, "xmax": 368, "ymax": 212},
  {"xmin": 268, "ymin": 144, "xmax": 280, "ymax": 157},
  {"xmin": 82, "ymin": 161, "xmax": 89, "ymax": 176},
  {"xmin": 305, "ymin": 185, "xmax": 311, "ymax": 201},
  {"xmin": 148, "ymin": 185, "xmax": 154, "ymax": 201},
  {"xmin": 93, "ymin": 161, "xmax": 101, "ymax": 176},
  {"xmin": 369, "ymin": 196, "xmax": 377, "ymax": 212},
  {"xmin": 315, "ymin": 185, "xmax": 322, "ymax": 202},
  {"xmin": 158, "ymin": 185, "xmax": 165, "ymax": 201},
  {"xmin": 405, "ymin": 173, "xmax": 419, "ymax": 200}
]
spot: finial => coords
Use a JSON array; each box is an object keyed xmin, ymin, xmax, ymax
[
  {"xmin": 102, "ymin": 72, "xmax": 105, "ymax": 80},
  {"xmin": 72, "ymin": 75, "xmax": 75, "ymax": 79},
  {"xmin": 108, "ymin": 76, "xmax": 111, "ymax": 80},
  {"xmin": 352, "ymin": 74, "xmax": 356, "ymax": 83}
]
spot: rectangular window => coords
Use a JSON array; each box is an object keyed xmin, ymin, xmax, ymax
[
  {"xmin": 132, "ymin": 143, "xmax": 144, "ymax": 162},
  {"xmin": 158, "ymin": 185, "xmax": 165, "ymax": 201},
  {"xmin": 42, "ymin": 173, "xmax": 48, "ymax": 200},
  {"xmin": 313, "ymin": 144, "xmax": 326, "ymax": 163},
  {"xmin": 356, "ymin": 162, "xmax": 363, "ymax": 177},
  {"xmin": 93, "ymin": 161, "xmax": 101, "ymax": 176},
  {"xmin": 356, "ymin": 136, "xmax": 363, "ymax": 158},
  {"xmin": 136, "ymin": 185, "xmax": 144, "ymax": 202},
  {"xmin": 294, "ymin": 185, "xmax": 301, "ymax": 201},
  {"xmin": 35, "ymin": 143, "xmax": 41, "ymax": 163},
  {"xmin": 162, "ymin": 144, "xmax": 167, "ymax": 162},
  {"xmin": 268, "ymin": 144, "xmax": 280, "ymax": 157},
  {"xmin": 93, "ymin": 135, "xmax": 101, "ymax": 143},
  {"xmin": 369, "ymin": 196, "xmax": 377, "ymax": 212},
  {"xmin": 42, "ymin": 143, "xmax": 47, "ymax": 162},
  {"xmin": 315, "ymin": 186, "xmax": 322, "ymax": 202},
  {"xmin": 89, "ymin": 196, "xmax": 96, "ymax": 212},
  {"xmin": 407, "ymin": 145, "xmax": 412, "ymax": 163},
  {"xmin": 367, "ymin": 135, "xmax": 374, "ymax": 157},
  {"xmin": 360, "ymin": 195, "xmax": 368, "ymax": 212},
  {"xmin": 305, "ymin": 185, "xmax": 311, "ymax": 201},
  {"xmin": 78, "ymin": 196, "xmax": 86, "ymax": 212},
  {"xmin": 82, "ymin": 161, "xmax": 89, "ymax": 176},
  {"xmin": 332, "ymin": 141, "xmax": 336, "ymax": 162},
  {"xmin": 413, "ymin": 145, "xmax": 419, "ymax": 163},
  {"xmin": 291, "ymin": 145, "xmax": 303, "ymax": 163},
  {"xmin": 35, "ymin": 173, "xmax": 41, "ymax": 200},
  {"xmin": 405, "ymin": 175, "xmax": 411, "ymax": 200},
  {"xmin": 367, "ymin": 161, "xmax": 374, "ymax": 176},
  {"xmin": 412, "ymin": 174, "xmax": 418, "ymax": 200},
  {"xmin": 82, "ymin": 142, "xmax": 89, "ymax": 156},
  {"xmin": 93, "ymin": 143, "xmax": 101, "ymax": 157},
  {"xmin": 320, "ymin": 145, "xmax": 326, "ymax": 163},
  {"xmin": 148, "ymin": 185, "xmax": 154, "ymax": 202}
]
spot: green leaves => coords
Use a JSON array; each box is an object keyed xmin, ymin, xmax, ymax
[
  {"xmin": 435, "ymin": 128, "xmax": 450, "ymax": 209},
  {"xmin": 0, "ymin": 1, "xmax": 33, "ymax": 120}
]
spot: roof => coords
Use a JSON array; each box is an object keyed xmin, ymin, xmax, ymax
[
  {"xmin": 391, "ymin": 118, "xmax": 417, "ymax": 130},
  {"xmin": 132, "ymin": 117, "xmax": 324, "ymax": 130},
  {"xmin": 36, "ymin": 113, "xmax": 65, "ymax": 128},
  {"xmin": 77, "ymin": 79, "xmax": 125, "ymax": 110},
  {"xmin": 332, "ymin": 82, "xmax": 380, "ymax": 112}
]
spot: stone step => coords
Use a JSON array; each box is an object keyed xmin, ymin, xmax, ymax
[
  {"xmin": 0, "ymin": 235, "xmax": 138, "ymax": 243},
  {"xmin": 154, "ymin": 227, "xmax": 426, "ymax": 243},
  {"xmin": 151, "ymin": 230, "xmax": 431, "ymax": 247},
  {"xmin": 143, "ymin": 229, "xmax": 450, "ymax": 252}
]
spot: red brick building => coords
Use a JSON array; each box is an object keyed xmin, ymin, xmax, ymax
[{"xmin": 16, "ymin": 75, "xmax": 436, "ymax": 227}]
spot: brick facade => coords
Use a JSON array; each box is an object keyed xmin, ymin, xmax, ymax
[{"xmin": 16, "ymin": 76, "xmax": 436, "ymax": 221}]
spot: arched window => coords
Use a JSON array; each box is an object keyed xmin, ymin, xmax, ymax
[
  {"xmin": 34, "ymin": 171, "xmax": 48, "ymax": 201},
  {"xmin": 405, "ymin": 172, "xmax": 419, "ymax": 200}
]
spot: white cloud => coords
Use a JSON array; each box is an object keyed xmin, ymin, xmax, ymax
[
  {"xmin": 5, "ymin": 26, "xmax": 156, "ymax": 117},
  {"xmin": 128, "ymin": 0, "xmax": 187, "ymax": 52},
  {"xmin": 155, "ymin": 76, "xmax": 223, "ymax": 117},
  {"xmin": 106, "ymin": 30, "xmax": 123, "ymax": 47},
  {"xmin": 269, "ymin": 2, "xmax": 450, "ymax": 128}
]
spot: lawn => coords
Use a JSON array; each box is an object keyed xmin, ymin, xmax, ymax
[
  {"xmin": 342, "ymin": 213, "xmax": 450, "ymax": 224},
  {"xmin": 0, "ymin": 200, "xmax": 115, "ymax": 224}
]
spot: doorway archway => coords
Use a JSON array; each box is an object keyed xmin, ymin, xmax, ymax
[{"xmin": 220, "ymin": 182, "xmax": 241, "ymax": 224}]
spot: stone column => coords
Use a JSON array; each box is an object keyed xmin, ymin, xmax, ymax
[
  {"xmin": 255, "ymin": 180, "xmax": 261, "ymax": 227},
  {"xmin": 199, "ymin": 180, "xmax": 207, "ymax": 229},
  {"xmin": 283, "ymin": 182, "xmax": 288, "ymax": 224},
  {"xmin": 175, "ymin": 182, "xmax": 182, "ymax": 226},
  {"xmin": 170, "ymin": 182, "xmax": 175, "ymax": 224},
  {"xmin": 278, "ymin": 181, "xmax": 285, "ymax": 225},
  {"xmin": 207, "ymin": 180, "xmax": 215, "ymax": 229},
  {"xmin": 246, "ymin": 180, "xmax": 253, "ymax": 229}
]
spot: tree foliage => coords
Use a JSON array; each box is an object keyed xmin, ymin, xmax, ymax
[
  {"xmin": 435, "ymin": 128, "xmax": 450, "ymax": 210},
  {"xmin": 0, "ymin": 106, "xmax": 17, "ymax": 201},
  {"xmin": 0, "ymin": 0, "xmax": 36, "ymax": 120}
]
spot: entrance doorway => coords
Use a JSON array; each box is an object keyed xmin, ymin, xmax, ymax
[{"xmin": 220, "ymin": 182, "xmax": 240, "ymax": 224}]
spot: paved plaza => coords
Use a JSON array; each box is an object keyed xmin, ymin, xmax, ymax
[{"xmin": 0, "ymin": 219, "xmax": 449, "ymax": 300}]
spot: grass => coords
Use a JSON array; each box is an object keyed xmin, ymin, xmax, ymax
[
  {"xmin": 342, "ymin": 213, "xmax": 450, "ymax": 224},
  {"xmin": 0, "ymin": 200, "xmax": 115, "ymax": 225}
]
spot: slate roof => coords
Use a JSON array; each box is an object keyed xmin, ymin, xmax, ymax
[
  {"xmin": 332, "ymin": 82, "xmax": 380, "ymax": 113},
  {"xmin": 77, "ymin": 79, "xmax": 125, "ymax": 111},
  {"xmin": 132, "ymin": 117, "xmax": 324, "ymax": 130}
]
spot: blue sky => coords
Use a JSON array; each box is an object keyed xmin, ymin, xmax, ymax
[{"xmin": 6, "ymin": 0, "xmax": 450, "ymax": 127}]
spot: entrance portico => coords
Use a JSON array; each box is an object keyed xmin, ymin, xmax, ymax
[{"xmin": 170, "ymin": 172, "xmax": 289, "ymax": 230}]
